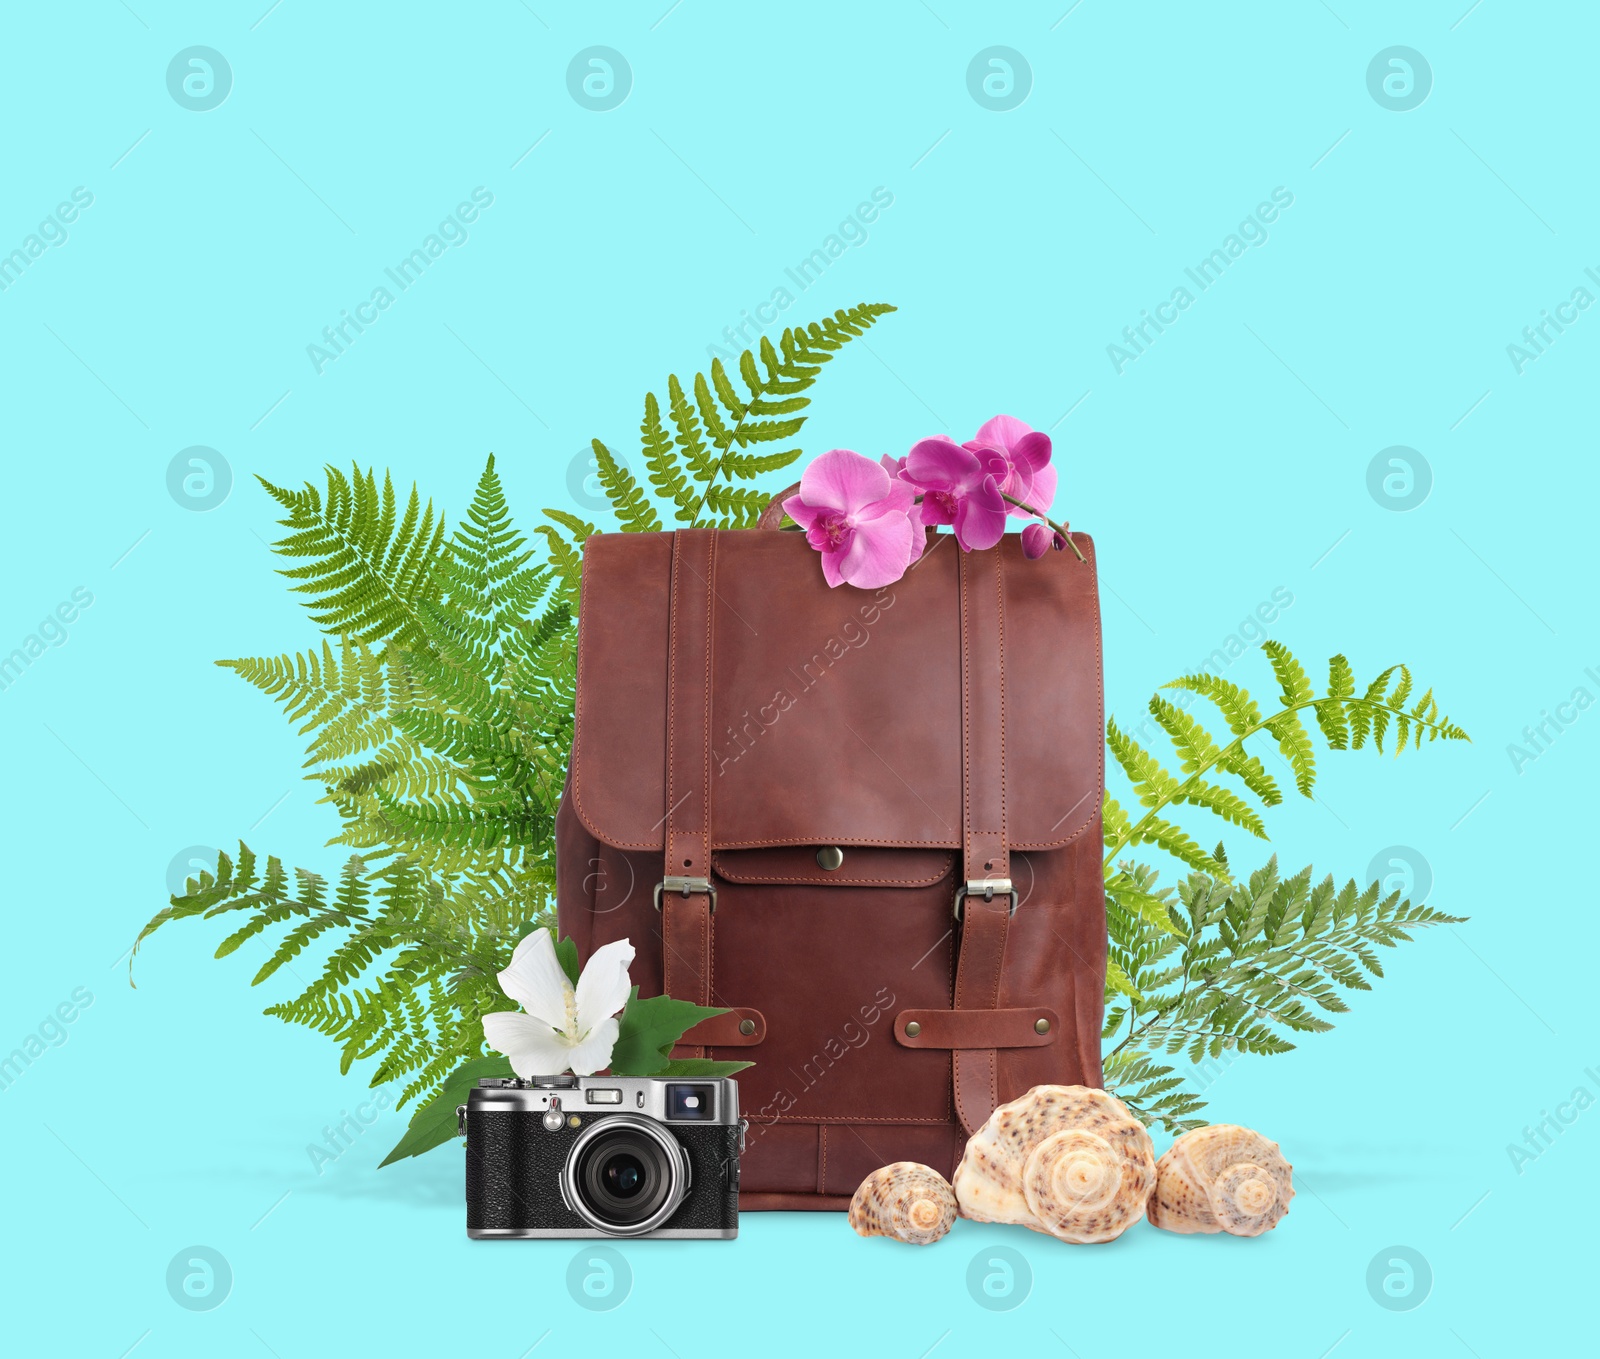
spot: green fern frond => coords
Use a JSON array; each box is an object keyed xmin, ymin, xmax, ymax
[
  {"xmin": 701, "ymin": 483, "xmax": 771, "ymax": 529},
  {"xmin": 1174, "ymin": 779, "xmax": 1269, "ymax": 839},
  {"xmin": 562, "ymin": 302, "xmax": 894, "ymax": 534},
  {"xmin": 1264, "ymin": 710, "xmax": 1317, "ymax": 796},
  {"xmin": 1112, "ymin": 644, "xmax": 1469, "ymax": 877},
  {"xmin": 535, "ymin": 511, "xmax": 592, "ymax": 607},
  {"xmin": 641, "ymin": 392, "xmax": 697, "ymax": 522},
  {"xmin": 591, "ymin": 440, "xmax": 660, "ymax": 532},
  {"xmin": 1164, "ymin": 673, "xmax": 1263, "ymax": 735},
  {"xmin": 1103, "ymin": 1050, "xmax": 1208, "ymax": 1132},
  {"xmin": 262, "ymin": 465, "xmax": 448, "ymax": 648},
  {"xmin": 1102, "ymin": 856, "xmax": 1463, "ymax": 1130},
  {"xmin": 1132, "ymin": 814, "xmax": 1227, "ymax": 877},
  {"xmin": 1106, "ymin": 719, "xmax": 1181, "ymax": 808}
]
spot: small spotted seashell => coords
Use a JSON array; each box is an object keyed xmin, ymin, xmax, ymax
[
  {"xmin": 848, "ymin": 1162, "xmax": 958, "ymax": 1245},
  {"xmin": 1146, "ymin": 1124, "xmax": 1293, "ymax": 1236}
]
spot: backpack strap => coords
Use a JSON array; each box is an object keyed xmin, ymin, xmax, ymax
[
  {"xmin": 951, "ymin": 545, "xmax": 1015, "ymax": 1135},
  {"xmin": 660, "ymin": 528, "xmax": 718, "ymax": 1055}
]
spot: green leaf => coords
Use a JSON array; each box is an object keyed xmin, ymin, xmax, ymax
[
  {"xmin": 554, "ymin": 933, "xmax": 580, "ymax": 988},
  {"xmin": 1105, "ymin": 870, "xmax": 1181, "ymax": 937},
  {"xmin": 379, "ymin": 1053, "xmax": 511, "ymax": 1167},
  {"xmin": 1105, "ymin": 958, "xmax": 1143, "ymax": 1002},
  {"xmin": 654, "ymin": 1058, "xmax": 755, "ymax": 1078},
  {"xmin": 609, "ymin": 993, "xmax": 729, "ymax": 1076}
]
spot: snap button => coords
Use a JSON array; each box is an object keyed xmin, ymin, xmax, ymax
[
  {"xmin": 904, "ymin": 1020, "xmax": 922, "ymax": 1037},
  {"xmin": 1034, "ymin": 1017, "xmax": 1051, "ymax": 1035},
  {"xmin": 738, "ymin": 1018, "xmax": 756, "ymax": 1036},
  {"xmin": 815, "ymin": 846, "xmax": 844, "ymax": 871}
]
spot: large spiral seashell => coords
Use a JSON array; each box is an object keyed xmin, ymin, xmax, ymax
[
  {"xmin": 952, "ymin": 1085, "xmax": 1157, "ymax": 1244},
  {"xmin": 848, "ymin": 1162, "xmax": 958, "ymax": 1244},
  {"xmin": 1146, "ymin": 1124, "xmax": 1293, "ymax": 1236}
]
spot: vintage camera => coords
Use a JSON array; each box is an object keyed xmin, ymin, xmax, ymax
[{"xmin": 461, "ymin": 1074, "xmax": 742, "ymax": 1238}]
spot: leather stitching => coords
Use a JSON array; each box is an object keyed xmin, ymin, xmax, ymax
[
  {"xmin": 572, "ymin": 540, "xmax": 667, "ymax": 850},
  {"xmin": 818, "ymin": 1125, "xmax": 827, "ymax": 1196},
  {"xmin": 960, "ymin": 549, "xmax": 972, "ymax": 879},
  {"xmin": 996, "ymin": 545, "xmax": 1008, "ymax": 880},
  {"xmin": 664, "ymin": 536, "xmax": 682, "ymax": 1001},
  {"xmin": 572, "ymin": 536, "xmax": 1103, "ymax": 854},
  {"xmin": 698, "ymin": 531, "xmax": 714, "ymax": 873},
  {"xmin": 713, "ymin": 834, "xmax": 957, "ymax": 849},
  {"xmin": 709, "ymin": 852, "xmax": 955, "ymax": 887},
  {"xmin": 701, "ymin": 536, "xmax": 716, "ymax": 1048},
  {"xmin": 750, "ymin": 1114, "xmax": 955, "ymax": 1125}
]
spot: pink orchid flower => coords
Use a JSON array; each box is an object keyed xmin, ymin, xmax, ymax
[
  {"xmin": 901, "ymin": 436, "xmax": 1008, "ymax": 552},
  {"xmin": 784, "ymin": 449, "xmax": 923, "ymax": 589},
  {"xmin": 964, "ymin": 414, "xmax": 1057, "ymax": 519}
]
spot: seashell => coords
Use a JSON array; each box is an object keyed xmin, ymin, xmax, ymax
[
  {"xmin": 848, "ymin": 1162, "xmax": 958, "ymax": 1245},
  {"xmin": 1146, "ymin": 1124, "xmax": 1293, "ymax": 1236},
  {"xmin": 952, "ymin": 1085, "xmax": 1157, "ymax": 1245}
]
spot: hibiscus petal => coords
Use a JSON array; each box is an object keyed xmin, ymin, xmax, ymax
[
  {"xmin": 496, "ymin": 928, "xmax": 571, "ymax": 1031},
  {"xmin": 482, "ymin": 1010, "xmax": 574, "ymax": 1079},
  {"xmin": 574, "ymin": 937, "xmax": 636, "ymax": 1034},
  {"xmin": 565, "ymin": 1015, "xmax": 621, "ymax": 1076},
  {"xmin": 904, "ymin": 436, "xmax": 979, "ymax": 492},
  {"xmin": 838, "ymin": 510, "xmax": 913, "ymax": 588},
  {"xmin": 799, "ymin": 449, "xmax": 890, "ymax": 515}
]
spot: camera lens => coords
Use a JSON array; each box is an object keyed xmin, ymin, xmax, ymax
[
  {"xmin": 569, "ymin": 1120, "xmax": 686, "ymax": 1233},
  {"xmin": 602, "ymin": 1152, "xmax": 645, "ymax": 1198}
]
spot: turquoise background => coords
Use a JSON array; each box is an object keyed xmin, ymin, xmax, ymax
[{"xmin": 2, "ymin": 2, "xmax": 1593, "ymax": 1354}]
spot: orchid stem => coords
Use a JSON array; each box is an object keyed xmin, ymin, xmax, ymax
[{"xmin": 999, "ymin": 494, "xmax": 1088, "ymax": 562}]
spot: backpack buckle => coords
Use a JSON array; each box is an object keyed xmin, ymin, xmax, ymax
[
  {"xmin": 953, "ymin": 879, "xmax": 1017, "ymax": 920},
  {"xmin": 653, "ymin": 876, "xmax": 717, "ymax": 913}
]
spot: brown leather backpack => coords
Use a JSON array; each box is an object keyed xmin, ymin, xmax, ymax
[{"xmin": 557, "ymin": 499, "xmax": 1105, "ymax": 1208}]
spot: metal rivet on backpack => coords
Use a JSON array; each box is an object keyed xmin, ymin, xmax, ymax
[
  {"xmin": 904, "ymin": 1021, "xmax": 922, "ymax": 1037},
  {"xmin": 815, "ymin": 845, "xmax": 844, "ymax": 870},
  {"xmin": 1034, "ymin": 1017, "xmax": 1051, "ymax": 1035},
  {"xmin": 738, "ymin": 1018, "xmax": 756, "ymax": 1036}
]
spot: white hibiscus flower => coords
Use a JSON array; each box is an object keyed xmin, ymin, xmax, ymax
[{"xmin": 481, "ymin": 929, "xmax": 635, "ymax": 1077}]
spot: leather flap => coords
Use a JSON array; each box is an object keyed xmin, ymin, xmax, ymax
[
  {"xmin": 894, "ymin": 1007, "xmax": 1060, "ymax": 1049},
  {"xmin": 569, "ymin": 530, "xmax": 1102, "ymax": 853},
  {"xmin": 712, "ymin": 845, "xmax": 955, "ymax": 888},
  {"xmin": 680, "ymin": 1007, "xmax": 765, "ymax": 1047}
]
